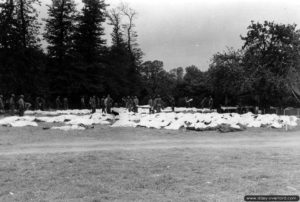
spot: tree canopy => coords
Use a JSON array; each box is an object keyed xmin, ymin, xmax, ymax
[{"xmin": 0, "ymin": 0, "xmax": 300, "ymax": 109}]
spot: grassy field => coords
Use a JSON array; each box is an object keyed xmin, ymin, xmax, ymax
[{"xmin": 0, "ymin": 125, "xmax": 300, "ymax": 202}]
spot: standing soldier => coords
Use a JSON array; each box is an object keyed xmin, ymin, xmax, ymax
[
  {"xmin": 96, "ymin": 96, "xmax": 101, "ymax": 109},
  {"xmin": 125, "ymin": 96, "xmax": 130, "ymax": 109},
  {"xmin": 100, "ymin": 96, "xmax": 106, "ymax": 113},
  {"xmin": 18, "ymin": 95, "xmax": 25, "ymax": 116},
  {"xmin": 105, "ymin": 94, "xmax": 112, "ymax": 114},
  {"xmin": 201, "ymin": 97, "xmax": 208, "ymax": 108},
  {"xmin": 126, "ymin": 96, "xmax": 130, "ymax": 111},
  {"xmin": 156, "ymin": 95, "xmax": 162, "ymax": 113},
  {"xmin": 208, "ymin": 96, "xmax": 214, "ymax": 110},
  {"xmin": 80, "ymin": 96, "xmax": 85, "ymax": 109},
  {"xmin": 148, "ymin": 96, "xmax": 154, "ymax": 114},
  {"xmin": 40, "ymin": 97, "xmax": 46, "ymax": 111},
  {"xmin": 90, "ymin": 96, "xmax": 96, "ymax": 113},
  {"xmin": 170, "ymin": 96, "xmax": 175, "ymax": 112},
  {"xmin": 63, "ymin": 97, "xmax": 68, "ymax": 110},
  {"xmin": 128, "ymin": 96, "xmax": 134, "ymax": 112},
  {"xmin": 0, "ymin": 95, "xmax": 4, "ymax": 114},
  {"xmin": 35, "ymin": 97, "xmax": 40, "ymax": 110},
  {"xmin": 55, "ymin": 96, "xmax": 61, "ymax": 110},
  {"xmin": 9, "ymin": 94, "xmax": 15, "ymax": 115},
  {"xmin": 133, "ymin": 96, "xmax": 139, "ymax": 112}
]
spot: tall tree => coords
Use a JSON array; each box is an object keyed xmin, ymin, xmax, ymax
[
  {"xmin": 241, "ymin": 21, "xmax": 300, "ymax": 107},
  {"xmin": 107, "ymin": 7, "xmax": 125, "ymax": 49},
  {"xmin": 74, "ymin": 0, "xmax": 107, "ymax": 63},
  {"xmin": 207, "ymin": 49, "xmax": 245, "ymax": 106},
  {"xmin": 140, "ymin": 60, "xmax": 175, "ymax": 97},
  {"xmin": 0, "ymin": 0, "xmax": 40, "ymax": 49},
  {"xmin": 44, "ymin": 0, "xmax": 77, "ymax": 62},
  {"xmin": 0, "ymin": 0, "xmax": 16, "ymax": 49},
  {"xmin": 118, "ymin": 2, "xmax": 143, "ymax": 65},
  {"xmin": 0, "ymin": 0, "xmax": 46, "ymax": 95},
  {"xmin": 15, "ymin": 0, "xmax": 41, "ymax": 48}
]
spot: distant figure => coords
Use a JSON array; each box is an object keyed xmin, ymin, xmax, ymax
[
  {"xmin": 63, "ymin": 97, "xmax": 68, "ymax": 110},
  {"xmin": 127, "ymin": 96, "xmax": 133, "ymax": 112},
  {"xmin": 125, "ymin": 96, "xmax": 130, "ymax": 109},
  {"xmin": 80, "ymin": 96, "xmax": 85, "ymax": 109},
  {"xmin": 105, "ymin": 94, "xmax": 113, "ymax": 114},
  {"xmin": 148, "ymin": 97, "xmax": 154, "ymax": 114},
  {"xmin": 133, "ymin": 96, "xmax": 139, "ymax": 113},
  {"xmin": 0, "ymin": 95, "xmax": 4, "ymax": 113},
  {"xmin": 200, "ymin": 97, "xmax": 208, "ymax": 108},
  {"xmin": 18, "ymin": 95, "xmax": 25, "ymax": 116},
  {"xmin": 96, "ymin": 96, "xmax": 101, "ymax": 109},
  {"xmin": 155, "ymin": 95, "xmax": 162, "ymax": 113},
  {"xmin": 170, "ymin": 96, "xmax": 175, "ymax": 112},
  {"xmin": 90, "ymin": 96, "xmax": 96, "ymax": 113},
  {"xmin": 208, "ymin": 96, "xmax": 214, "ymax": 109},
  {"xmin": 9, "ymin": 94, "xmax": 15, "ymax": 115},
  {"xmin": 35, "ymin": 97, "xmax": 40, "ymax": 110},
  {"xmin": 55, "ymin": 96, "xmax": 62, "ymax": 110},
  {"xmin": 101, "ymin": 96, "xmax": 106, "ymax": 113},
  {"xmin": 40, "ymin": 97, "xmax": 46, "ymax": 111}
]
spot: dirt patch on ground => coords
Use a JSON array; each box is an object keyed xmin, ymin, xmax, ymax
[{"xmin": 0, "ymin": 126, "xmax": 300, "ymax": 155}]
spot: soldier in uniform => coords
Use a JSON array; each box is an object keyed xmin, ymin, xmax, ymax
[
  {"xmin": 90, "ymin": 96, "xmax": 96, "ymax": 113},
  {"xmin": 155, "ymin": 95, "xmax": 162, "ymax": 113},
  {"xmin": 63, "ymin": 97, "xmax": 68, "ymax": 110},
  {"xmin": 9, "ymin": 94, "xmax": 15, "ymax": 115},
  {"xmin": 55, "ymin": 96, "xmax": 62, "ymax": 110},
  {"xmin": 40, "ymin": 97, "xmax": 46, "ymax": 111},
  {"xmin": 128, "ymin": 96, "xmax": 134, "ymax": 112},
  {"xmin": 18, "ymin": 95, "xmax": 25, "ymax": 116},
  {"xmin": 148, "ymin": 96, "xmax": 154, "ymax": 114},
  {"xmin": 105, "ymin": 94, "xmax": 112, "ymax": 114},
  {"xmin": 201, "ymin": 97, "xmax": 208, "ymax": 108},
  {"xmin": 35, "ymin": 97, "xmax": 40, "ymax": 110},
  {"xmin": 80, "ymin": 96, "xmax": 85, "ymax": 109},
  {"xmin": 133, "ymin": 96, "xmax": 139, "ymax": 113},
  {"xmin": 170, "ymin": 96, "xmax": 175, "ymax": 112},
  {"xmin": 0, "ymin": 95, "xmax": 4, "ymax": 114},
  {"xmin": 101, "ymin": 96, "xmax": 106, "ymax": 113},
  {"xmin": 208, "ymin": 96, "xmax": 214, "ymax": 110}
]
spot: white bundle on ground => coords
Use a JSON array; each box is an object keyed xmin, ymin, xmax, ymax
[
  {"xmin": 0, "ymin": 116, "xmax": 38, "ymax": 127},
  {"xmin": 0, "ymin": 108, "xmax": 298, "ymax": 131},
  {"xmin": 51, "ymin": 125, "xmax": 86, "ymax": 131},
  {"xmin": 112, "ymin": 111, "xmax": 298, "ymax": 131},
  {"xmin": 25, "ymin": 109, "xmax": 92, "ymax": 116}
]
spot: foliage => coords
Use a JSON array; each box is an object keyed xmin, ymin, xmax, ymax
[
  {"xmin": 241, "ymin": 21, "xmax": 300, "ymax": 106},
  {"xmin": 74, "ymin": 0, "xmax": 107, "ymax": 63},
  {"xmin": 1, "ymin": 1, "xmax": 300, "ymax": 110}
]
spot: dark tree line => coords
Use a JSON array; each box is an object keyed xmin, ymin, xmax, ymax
[
  {"xmin": 139, "ymin": 21, "xmax": 300, "ymax": 109},
  {"xmin": 1, "ymin": 1, "xmax": 300, "ymax": 109}
]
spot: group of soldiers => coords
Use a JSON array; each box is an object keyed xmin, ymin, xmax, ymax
[
  {"xmin": 148, "ymin": 95, "xmax": 164, "ymax": 113},
  {"xmin": 122, "ymin": 96, "xmax": 139, "ymax": 112},
  {"xmin": 0, "ymin": 94, "xmax": 27, "ymax": 116},
  {"xmin": 122, "ymin": 95, "xmax": 165, "ymax": 114},
  {"xmin": 78, "ymin": 94, "xmax": 114, "ymax": 114},
  {"xmin": 0, "ymin": 92, "xmax": 215, "ymax": 117}
]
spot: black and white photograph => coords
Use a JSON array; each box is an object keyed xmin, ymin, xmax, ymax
[{"xmin": 0, "ymin": 0, "xmax": 300, "ymax": 201}]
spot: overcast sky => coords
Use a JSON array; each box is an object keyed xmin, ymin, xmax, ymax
[{"xmin": 41, "ymin": 0, "xmax": 300, "ymax": 71}]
